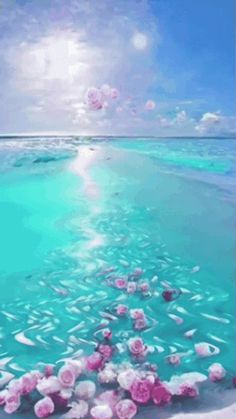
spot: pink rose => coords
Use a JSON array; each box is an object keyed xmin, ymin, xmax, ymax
[
  {"xmin": 75, "ymin": 380, "xmax": 96, "ymax": 400},
  {"xmin": 7, "ymin": 379, "xmax": 22, "ymax": 395},
  {"xmin": 130, "ymin": 309, "xmax": 145, "ymax": 320},
  {"xmin": 167, "ymin": 355, "xmax": 181, "ymax": 366},
  {"xmin": 115, "ymin": 278, "xmax": 127, "ymax": 289},
  {"xmin": 36, "ymin": 376, "xmax": 61, "ymax": 396},
  {"xmin": 86, "ymin": 87, "xmax": 103, "ymax": 111},
  {"xmin": 98, "ymin": 344, "xmax": 113, "ymax": 360},
  {"xmin": 58, "ymin": 365, "xmax": 76, "ymax": 388},
  {"xmin": 130, "ymin": 378, "xmax": 152, "ymax": 404},
  {"xmin": 63, "ymin": 400, "xmax": 89, "ymax": 419},
  {"xmin": 102, "ymin": 328, "xmax": 112, "ymax": 340},
  {"xmin": 151, "ymin": 384, "xmax": 172, "ymax": 405},
  {"xmin": 208, "ymin": 363, "xmax": 226, "ymax": 382},
  {"xmin": 110, "ymin": 88, "xmax": 119, "ymax": 99},
  {"xmin": 127, "ymin": 282, "xmax": 137, "ymax": 294},
  {"xmin": 115, "ymin": 399, "xmax": 137, "ymax": 419},
  {"xmin": 116, "ymin": 304, "xmax": 128, "ymax": 316},
  {"xmin": 20, "ymin": 372, "xmax": 38, "ymax": 395},
  {"xmin": 128, "ymin": 337, "xmax": 146, "ymax": 356},
  {"xmin": 90, "ymin": 405, "xmax": 113, "ymax": 419},
  {"xmin": 95, "ymin": 390, "xmax": 120, "ymax": 411},
  {"xmin": 34, "ymin": 396, "xmax": 54, "ymax": 418},
  {"xmin": 86, "ymin": 352, "xmax": 103, "ymax": 371},
  {"xmin": 0, "ymin": 389, "xmax": 7, "ymax": 406},
  {"xmin": 145, "ymin": 100, "xmax": 156, "ymax": 110},
  {"xmin": 134, "ymin": 318, "xmax": 147, "ymax": 330},
  {"xmin": 44, "ymin": 365, "xmax": 54, "ymax": 378},
  {"xmin": 178, "ymin": 383, "xmax": 198, "ymax": 398},
  {"xmin": 139, "ymin": 282, "xmax": 150, "ymax": 293},
  {"xmin": 117, "ymin": 369, "xmax": 137, "ymax": 390},
  {"xmin": 4, "ymin": 392, "xmax": 21, "ymax": 414}
]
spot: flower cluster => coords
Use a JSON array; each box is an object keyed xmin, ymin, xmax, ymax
[{"xmin": 85, "ymin": 84, "xmax": 119, "ymax": 111}]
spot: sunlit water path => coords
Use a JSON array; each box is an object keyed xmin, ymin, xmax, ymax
[{"xmin": 0, "ymin": 137, "xmax": 235, "ymax": 417}]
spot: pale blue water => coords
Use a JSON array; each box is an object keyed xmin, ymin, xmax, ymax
[{"xmin": 0, "ymin": 137, "xmax": 235, "ymax": 406}]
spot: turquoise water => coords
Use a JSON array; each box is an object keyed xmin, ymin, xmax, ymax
[{"xmin": 0, "ymin": 137, "xmax": 235, "ymax": 389}]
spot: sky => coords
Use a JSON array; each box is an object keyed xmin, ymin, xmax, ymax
[{"xmin": 0, "ymin": 0, "xmax": 235, "ymax": 136}]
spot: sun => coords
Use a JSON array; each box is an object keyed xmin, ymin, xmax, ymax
[{"xmin": 131, "ymin": 32, "xmax": 148, "ymax": 50}]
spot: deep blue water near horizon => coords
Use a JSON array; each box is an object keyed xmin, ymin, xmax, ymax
[{"xmin": 0, "ymin": 136, "xmax": 235, "ymax": 417}]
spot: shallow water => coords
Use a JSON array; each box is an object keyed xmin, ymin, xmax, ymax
[{"xmin": 0, "ymin": 136, "xmax": 235, "ymax": 416}]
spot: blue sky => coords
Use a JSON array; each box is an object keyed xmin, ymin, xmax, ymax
[{"xmin": 0, "ymin": 0, "xmax": 235, "ymax": 136}]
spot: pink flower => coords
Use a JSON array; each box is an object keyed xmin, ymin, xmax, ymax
[
  {"xmin": 115, "ymin": 399, "xmax": 137, "ymax": 419},
  {"xmin": 162, "ymin": 288, "xmax": 180, "ymax": 302},
  {"xmin": 7, "ymin": 379, "xmax": 22, "ymax": 395},
  {"xmin": 115, "ymin": 278, "xmax": 127, "ymax": 289},
  {"xmin": 36, "ymin": 376, "xmax": 61, "ymax": 396},
  {"xmin": 195, "ymin": 342, "xmax": 220, "ymax": 357},
  {"xmin": 95, "ymin": 390, "xmax": 120, "ymax": 411},
  {"xmin": 20, "ymin": 372, "xmax": 38, "ymax": 395},
  {"xmin": 90, "ymin": 405, "xmax": 113, "ymax": 419},
  {"xmin": 208, "ymin": 363, "xmax": 226, "ymax": 382},
  {"xmin": 145, "ymin": 100, "xmax": 156, "ymax": 110},
  {"xmin": 133, "ymin": 267, "xmax": 143, "ymax": 276},
  {"xmin": 127, "ymin": 282, "xmax": 137, "ymax": 294},
  {"xmin": 117, "ymin": 369, "xmax": 137, "ymax": 390},
  {"xmin": 102, "ymin": 328, "xmax": 112, "ymax": 340},
  {"xmin": 134, "ymin": 318, "xmax": 147, "ymax": 330},
  {"xmin": 58, "ymin": 365, "xmax": 76, "ymax": 388},
  {"xmin": 34, "ymin": 396, "xmax": 54, "ymax": 418},
  {"xmin": 130, "ymin": 378, "xmax": 152, "ymax": 404},
  {"xmin": 110, "ymin": 88, "xmax": 119, "ymax": 99},
  {"xmin": 0, "ymin": 389, "xmax": 7, "ymax": 406},
  {"xmin": 178, "ymin": 383, "xmax": 198, "ymax": 398},
  {"xmin": 86, "ymin": 87, "xmax": 103, "ymax": 111},
  {"xmin": 63, "ymin": 401, "xmax": 89, "ymax": 418},
  {"xmin": 130, "ymin": 309, "xmax": 145, "ymax": 320},
  {"xmin": 98, "ymin": 344, "xmax": 113, "ymax": 360},
  {"xmin": 4, "ymin": 392, "xmax": 21, "ymax": 414},
  {"xmin": 44, "ymin": 365, "xmax": 54, "ymax": 378},
  {"xmin": 139, "ymin": 282, "xmax": 150, "ymax": 293},
  {"xmin": 98, "ymin": 366, "xmax": 117, "ymax": 384},
  {"xmin": 151, "ymin": 384, "xmax": 172, "ymax": 405},
  {"xmin": 75, "ymin": 380, "xmax": 96, "ymax": 400},
  {"xmin": 86, "ymin": 352, "xmax": 103, "ymax": 371},
  {"xmin": 128, "ymin": 337, "xmax": 146, "ymax": 356},
  {"xmin": 116, "ymin": 304, "xmax": 128, "ymax": 316},
  {"xmin": 167, "ymin": 355, "xmax": 181, "ymax": 366}
]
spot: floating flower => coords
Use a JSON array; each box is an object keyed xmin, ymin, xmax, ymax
[
  {"xmin": 37, "ymin": 376, "xmax": 62, "ymax": 396},
  {"xmin": 195, "ymin": 342, "xmax": 220, "ymax": 357},
  {"xmin": 130, "ymin": 309, "xmax": 145, "ymax": 320},
  {"xmin": 98, "ymin": 366, "xmax": 117, "ymax": 384},
  {"xmin": 128, "ymin": 337, "xmax": 146, "ymax": 357},
  {"xmin": 63, "ymin": 400, "xmax": 89, "ymax": 419},
  {"xmin": 7, "ymin": 379, "xmax": 22, "ymax": 395},
  {"xmin": 134, "ymin": 318, "xmax": 147, "ymax": 331},
  {"xmin": 4, "ymin": 393, "xmax": 21, "ymax": 414},
  {"xmin": 20, "ymin": 372, "xmax": 38, "ymax": 395},
  {"xmin": 110, "ymin": 88, "xmax": 119, "ymax": 99},
  {"xmin": 178, "ymin": 383, "xmax": 199, "ymax": 398},
  {"xmin": 162, "ymin": 288, "xmax": 181, "ymax": 302},
  {"xmin": 75, "ymin": 380, "xmax": 96, "ymax": 400},
  {"xmin": 145, "ymin": 100, "xmax": 156, "ymax": 110},
  {"xmin": 44, "ymin": 365, "xmax": 54, "ymax": 378},
  {"xmin": 117, "ymin": 369, "xmax": 137, "ymax": 390},
  {"xmin": 102, "ymin": 328, "xmax": 112, "ymax": 340},
  {"xmin": 151, "ymin": 384, "xmax": 172, "ymax": 405},
  {"xmin": 130, "ymin": 378, "xmax": 152, "ymax": 404},
  {"xmin": 95, "ymin": 390, "xmax": 120, "ymax": 411},
  {"xmin": 0, "ymin": 389, "xmax": 7, "ymax": 406},
  {"xmin": 115, "ymin": 399, "xmax": 137, "ymax": 419},
  {"xmin": 86, "ymin": 352, "xmax": 103, "ymax": 371},
  {"xmin": 34, "ymin": 396, "xmax": 54, "ymax": 418},
  {"xmin": 98, "ymin": 344, "xmax": 113, "ymax": 360},
  {"xmin": 115, "ymin": 278, "xmax": 127, "ymax": 289},
  {"xmin": 58, "ymin": 365, "xmax": 76, "ymax": 388},
  {"xmin": 86, "ymin": 87, "xmax": 103, "ymax": 111},
  {"xmin": 167, "ymin": 355, "xmax": 181, "ymax": 366},
  {"xmin": 139, "ymin": 282, "xmax": 150, "ymax": 293},
  {"xmin": 208, "ymin": 363, "xmax": 226, "ymax": 382},
  {"xmin": 90, "ymin": 405, "xmax": 113, "ymax": 419},
  {"xmin": 127, "ymin": 282, "xmax": 137, "ymax": 294},
  {"xmin": 116, "ymin": 305, "xmax": 128, "ymax": 316}
]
